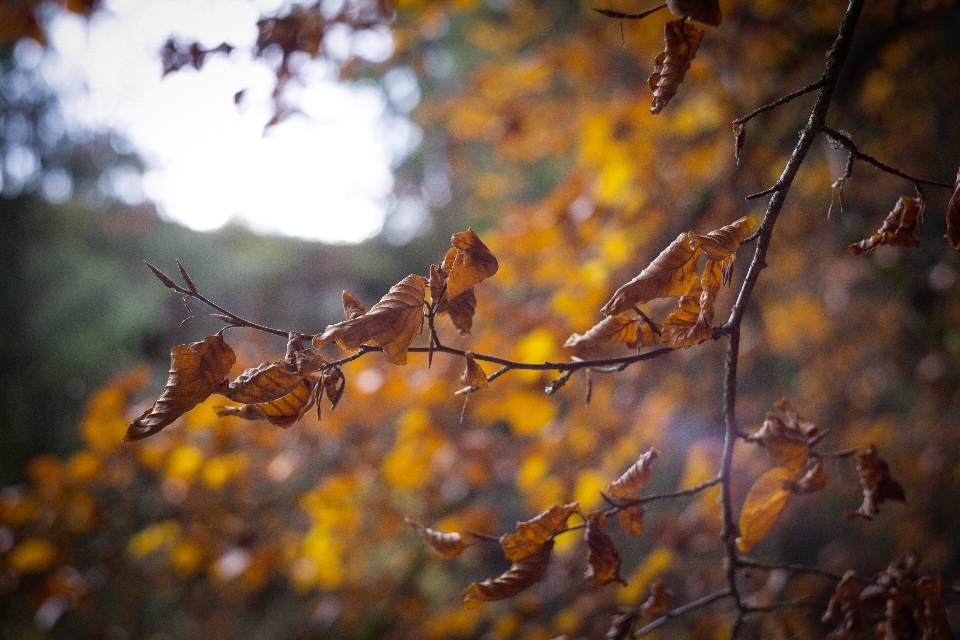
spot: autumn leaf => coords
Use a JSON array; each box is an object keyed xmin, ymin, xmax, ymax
[
  {"xmin": 314, "ymin": 274, "xmax": 428, "ymax": 365},
  {"xmin": 405, "ymin": 517, "xmax": 476, "ymax": 559},
  {"xmin": 459, "ymin": 352, "xmax": 488, "ymax": 390},
  {"xmin": 659, "ymin": 261, "xmax": 719, "ymax": 349},
  {"xmin": 564, "ymin": 313, "xmax": 642, "ymax": 357},
  {"xmin": 461, "ymin": 539, "xmax": 553, "ymax": 609},
  {"xmin": 584, "ymin": 512, "xmax": 626, "ymax": 587},
  {"xmin": 666, "ymin": 0, "xmax": 722, "ymax": 26},
  {"xmin": 341, "ymin": 290, "xmax": 367, "ymax": 320},
  {"xmin": 125, "ymin": 333, "xmax": 236, "ymax": 441},
  {"xmin": 440, "ymin": 228, "xmax": 499, "ymax": 301},
  {"xmin": 226, "ymin": 334, "xmax": 320, "ymax": 404},
  {"xmin": 501, "ymin": 502, "xmax": 579, "ymax": 562},
  {"xmin": 648, "ymin": 20, "xmax": 704, "ymax": 115},
  {"xmin": 617, "ymin": 503, "xmax": 646, "ymax": 537},
  {"xmin": 696, "ymin": 216, "xmax": 755, "ymax": 261},
  {"xmin": 609, "ymin": 449, "xmax": 659, "ymax": 499},
  {"xmin": 214, "ymin": 379, "xmax": 315, "ymax": 428},
  {"xmin": 601, "ymin": 233, "xmax": 701, "ymax": 316},
  {"xmin": 736, "ymin": 466, "xmax": 795, "ymax": 552},
  {"xmin": 787, "ymin": 458, "xmax": 830, "ymax": 495},
  {"xmin": 437, "ymin": 287, "xmax": 477, "ymax": 336},
  {"xmin": 947, "ymin": 168, "xmax": 960, "ymax": 252},
  {"xmin": 845, "ymin": 445, "xmax": 905, "ymax": 520},
  {"xmin": 640, "ymin": 579, "xmax": 675, "ymax": 617},
  {"xmin": 752, "ymin": 401, "xmax": 818, "ymax": 476},
  {"xmin": 821, "ymin": 571, "xmax": 866, "ymax": 637},
  {"xmin": 848, "ymin": 195, "xmax": 925, "ymax": 255},
  {"xmin": 320, "ymin": 367, "xmax": 345, "ymax": 409}
]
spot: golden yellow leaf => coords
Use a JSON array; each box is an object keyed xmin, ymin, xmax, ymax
[
  {"xmin": 601, "ymin": 233, "xmax": 701, "ymax": 316},
  {"xmin": 849, "ymin": 195, "xmax": 925, "ymax": 255},
  {"xmin": 736, "ymin": 466, "xmax": 795, "ymax": 552},
  {"xmin": 584, "ymin": 512, "xmax": 626, "ymax": 587},
  {"xmin": 648, "ymin": 20, "xmax": 704, "ymax": 115},
  {"xmin": 314, "ymin": 274, "xmax": 428, "ymax": 365},
  {"xmin": 461, "ymin": 539, "xmax": 553, "ymax": 609},
  {"xmin": 608, "ymin": 448, "xmax": 659, "ymax": 499},
  {"xmin": 125, "ymin": 333, "xmax": 236, "ymax": 441},
  {"xmin": 214, "ymin": 379, "xmax": 315, "ymax": 428},
  {"xmin": 442, "ymin": 228, "xmax": 499, "ymax": 300},
  {"xmin": 405, "ymin": 517, "xmax": 476, "ymax": 559},
  {"xmin": 501, "ymin": 502, "xmax": 579, "ymax": 562}
]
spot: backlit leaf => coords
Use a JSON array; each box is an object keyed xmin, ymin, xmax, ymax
[
  {"xmin": 640, "ymin": 579, "xmax": 675, "ymax": 617},
  {"xmin": 844, "ymin": 445, "xmax": 905, "ymax": 520},
  {"xmin": 227, "ymin": 334, "xmax": 320, "ymax": 404},
  {"xmin": 947, "ymin": 167, "xmax": 960, "ymax": 252},
  {"xmin": 461, "ymin": 539, "xmax": 553, "ymax": 609},
  {"xmin": 736, "ymin": 466, "xmax": 795, "ymax": 552},
  {"xmin": 214, "ymin": 379, "xmax": 315, "ymax": 428},
  {"xmin": 752, "ymin": 401, "xmax": 818, "ymax": 476},
  {"xmin": 848, "ymin": 195, "xmax": 925, "ymax": 255},
  {"xmin": 438, "ymin": 288, "xmax": 477, "ymax": 336},
  {"xmin": 608, "ymin": 448, "xmax": 659, "ymax": 499},
  {"xmin": 314, "ymin": 274, "xmax": 428, "ymax": 365},
  {"xmin": 501, "ymin": 502, "xmax": 579, "ymax": 562},
  {"xmin": 459, "ymin": 352, "xmax": 489, "ymax": 389},
  {"xmin": 666, "ymin": 0, "xmax": 722, "ymax": 26},
  {"xmin": 564, "ymin": 313, "xmax": 641, "ymax": 357},
  {"xmin": 584, "ymin": 512, "xmax": 626, "ymax": 587},
  {"xmin": 405, "ymin": 517, "xmax": 476, "ymax": 559},
  {"xmin": 648, "ymin": 20, "xmax": 704, "ymax": 115},
  {"xmin": 660, "ymin": 259, "xmax": 721, "ymax": 348},
  {"xmin": 601, "ymin": 233, "xmax": 701, "ymax": 315},
  {"xmin": 125, "ymin": 333, "xmax": 236, "ymax": 441},
  {"xmin": 442, "ymin": 229, "xmax": 499, "ymax": 300},
  {"xmin": 341, "ymin": 290, "xmax": 367, "ymax": 320},
  {"xmin": 696, "ymin": 216, "xmax": 755, "ymax": 261}
]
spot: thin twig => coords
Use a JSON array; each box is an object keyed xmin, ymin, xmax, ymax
[
  {"xmin": 822, "ymin": 126, "xmax": 954, "ymax": 189},
  {"xmin": 733, "ymin": 79, "xmax": 825, "ymax": 125},
  {"xmin": 633, "ymin": 589, "xmax": 732, "ymax": 637},
  {"xmin": 737, "ymin": 558, "xmax": 844, "ymax": 582}
]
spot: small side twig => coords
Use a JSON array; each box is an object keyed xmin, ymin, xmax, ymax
[
  {"xmin": 633, "ymin": 589, "xmax": 733, "ymax": 637},
  {"xmin": 733, "ymin": 79, "xmax": 825, "ymax": 126}
]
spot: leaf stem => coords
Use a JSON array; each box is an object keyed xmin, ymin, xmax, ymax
[{"xmin": 732, "ymin": 79, "xmax": 824, "ymax": 125}]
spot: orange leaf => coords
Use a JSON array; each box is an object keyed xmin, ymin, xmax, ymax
[
  {"xmin": 341, "ymin": 290, "xmax": 367, "ymax": 320},
  {"xmin": 648, "ymin": 20, "xmax": 704, "ymax": 115},
  {"xmin": 696, "ymin": 216, "xmax": 755, "ymax": 261},
  {"xmin": 736, "ymin": 466, "xmax": 795, "ymax": 552},
  {"xmin": 660, "ymin": 259, "xmax": 722, "ymax": 348},
  {"xmin": 459, "ymin": 353, "xmax": 489, "ymax": 390},
  {"xmin": 405, "ymin": 517, "xmax": 476, "ymax": 559},
  {"xmin": 947, "ymin": 167, "xmax": 960, "ymax": 252},
  {"xmin": 640, "ymin": 579, "xmax": 675, "ymax": 617},
  {"xmin": 848, "ymin": 195, "xmax": 925, "ymax": 255},
  {"xmin": 125, "ymin": 333, "xmax": 236, "ymax": 441},
  {"xmin": 501, "ymin": 502, "xmax": 579, "ymax": 562},
  {"xmin": 752, "ymin": 402, "xmax": 818, "ymax": 476},
  {"xmin": 437, "ymin": 288, "xmax": 477, "ymax": 336},
  {"xmin": 564, "ymin": 313, "xmax": 643, "ymax": 357},
  {"xmin": 787, "ymin": 458, "xmax": 830, "ymax": 495},
  {"xmin": 616, "ymin": 503, "xmax": 646, "ymax": 537},
  {"xmin": 608, "ymin": 448, "xmax": 659, "ymax": 499},
  {"xmin": 844, "ymin": 445, "xmax": 905, "ymax": 520},
  {"xmin": 227, "ymin": 334, "xmax": 320, "ymax": 404},
  {"xmin": 666, "ymin": 0, "xmax": 721, "ymax": 26},
  {"xmin": 214, "ymin": 379, "xmax": 315, "ymax": 428},
  {"xmin": 314, "ymin": 274, "xmax": 428, "ymax": 365},
  {"xmin": 442, "ymin": 229, "xmax": 499, "ymax": 300},
  {"xmin": 461, "ymin": 539, "xmax": 553, "ymax": 609},
  {"xmin": 584, "ymin": 512, "xmax": 626, "ymax": 587},
  {"xmin": 601, "ymin": 233, "xmax": 701, "ymax": 316}
]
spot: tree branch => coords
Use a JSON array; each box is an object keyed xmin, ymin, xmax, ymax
[{"xmin": 822, "ymin": 125, "xmax": 954, "ymax": 189}]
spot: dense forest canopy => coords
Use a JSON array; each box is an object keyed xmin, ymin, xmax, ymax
[{"xmin": 2, "ymin": 0, "xmax": 960, "ymax": 638}]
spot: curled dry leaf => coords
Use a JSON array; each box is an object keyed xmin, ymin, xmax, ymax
[
  {"xmin": 459, "ymin": 352, "xmax": 488, "ymax": 390},
  {"xmin": 214, "ymin": 379, "xmax": 315, "ymax": 428},
  {"xmin": 787, "ymin": 458, "xmax": 830, "ymax": 495},
  {"xmin": 564, "ymin": 313, "xmax": 641, "ymax": 357},
  {"xmin": 584, "ymin": 512, "xmax": 627, "ymax": 587},
  {"xmin": 736, "ymin": 466, "xmax": 795, "ymax": 552},
  {"xmin": 341, "ymin": 290, "xmax": 367, "ymax": 320},
  {"xmin": 405, "ymin": 517, "xmax": 476, "ymax": 559},
  {"xmin": 227, "ymin": 334, "xmax": 320, "ymax": 404},
  {"xmin": 501, "ymin": 502, "xmax": 580, "ymax": 562},
  {"xmin": 845, "ymin": 445, "xmax": 905, "ymax": 520},
  {"xmin": 125, "ymin": 333, "xmax": 236, "ymax": 441},
  {"xmin": 821, "ymin": 571, "xmax": 866, "ymax": 636},
  {"xmin": 640, "ymin": 579, "xmax": 675, "ymax": 617},
  {"xmin": 314, "ymin": 274, "xmax": 428, "ymax": 365},
  {"xmin": 648, "ymin": 19, "xmax": 704, "ymax": 115},
  {"xmin": 849, "ymin": 195, "xmax": 925, "ymax": 255},
  {"xmin": 461, "ymin": 539, "xmax": 553, "ymax": 609},
  {"xmin": 947, "ymin": 167, "xmax": 960, "ymax": 252},
  {"xmin": 320, "ymin": 367, "xmax": 345, "ymax": 409},
  {"xmin": 609, "ymin": 448, "xmax": 659, "ymax": 499},
  {"xmin": 752, "ymin": 401, "xmax": 818, "ymax": 475},
  {"xmin": 660, "ymin": 259, "xmax": 721, "ymax": 348},
  {"xmin": 666, "ymin": 0, "xmax": 721, "ymax": 25},
  {"xmin": 438, "ymin": 287, "xmax": 477, "ymax": 336},
  {"xmin": 441, "ymin": 228, "xmax": 499, "ymax": 300},
  {"xmin": 696, "ymin": 216, "xmax": 755, "ymax": 261},
  {"xmin": 601, "ymin": 232, "xmax": 700, "ymax": 316}
]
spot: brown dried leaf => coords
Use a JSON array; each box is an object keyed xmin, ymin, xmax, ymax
[
  {"xmin": 341, "ymin": 290, "xmax": 367, "ymax": 320},
  {"xmin": 461, "ymin": 539, "xmax": 553, "ymax": 609},
  {"xmin": 438, "ymin": 288, "xmax": 477, "ymax": 336},
  {"xmin": 733, "ymin": 123, "xmax": 746, "ymax": 166},
  {"xmin": 616, "ymin": 503, "xmax": 646, "ymax": 537},
  {"xmin": 564, "ymin": 313, "xmax": 641, "ymax": 357},
  {"xmin": 696, "ymin": 216, "xmax": 756, "ymax": 261},
  {"xmin": 660, "ymin": 259, "xmax": 721, "ymax": 348},
  {"xmin": 442, "ymin": 228, "xmax": 499, "ymax": 300},
  {"xmin": 604, "ymin": 611, "xmax": 638, "ymax": 640},
  {"xmin": 849, "ymin": 195, "xmax": 925, "ymax": 255},
  {"xmin": 787, "ymin": 458, "xmax": 830, "ymax": 495},
  {"xmin": 584, "ymin": 512, "xmax": 627, "ymax": 587},
  {"xmin": 736, "ymin": 466, "xmax": 795, "ymax": 552},
  {"xmin": 947, "ymin": 167, "xmax": 960, "ymax": 252},
  {"xmin": 459, "ymin": 353, "xmax": 489, "ymax": 390},
  {"xmin": 314, "ymin": 274, "xmax": 427, "ymax": 365},
  {"xmin": 609, "ymin": 449, "xmax": 659, "ymax": 499},
  {"xmin": 226, "ymin": 362, "xmax": 305, "ymax": 404},
  {"xmin": 601, "ymin": 232, "xmax": 701, "ymax": 315},
  {"xmin": 648, "ymin": 20, "xmax": 704, "ymax": 115},
  {"xmin": 640, "ymin": 579, "xmax": 675, "ymax": 617},
  {"xmin": 501, "ymin": 502, "xmax": 580, "ymax": 562},
  {"xmin": 125, "ymin": 334, "xmax": 236, "ymax": 441},
  {"xmin": 666, "ymin": 0, "xmax": 722, "ymax": 25},
  {"xmin": 752, "ymin": 402, "xmax": 818, "ymax": 476},
  {"xmin": 214, "ymin": 379, "xmax": 315, "ymax": 428},
  {"xmin": 321, "ymin": 368, "xmax": 345, "ymax": 409},
  {"xmin": 845, "ymin": 445, "xmax": 905, "ymax": 520},
  {"xmin": 405, "ymin": 517, "xmax": 476, "ymax": 559},
  {"xmin": 822, "ymin": 571, "xmax": 868, "ymax": 639}
]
